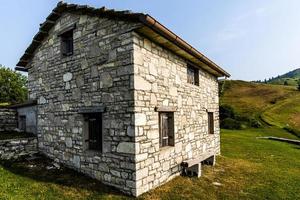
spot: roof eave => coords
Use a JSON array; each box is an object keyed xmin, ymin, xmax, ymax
[{"xmin": 137, "ymin": 14, "xmax": 230, "ymax": 78}]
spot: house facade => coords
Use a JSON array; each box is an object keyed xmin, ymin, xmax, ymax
[{"xmin": 16, "ymin": 2, "xmax": 229, "ymax": 196}]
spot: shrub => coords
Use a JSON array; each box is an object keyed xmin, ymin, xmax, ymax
[
  {"xmin": 221, "ymin": 118, "xmax": 242, "ymax": 130},
  {"xmin": 249, "ymin": 118, "xmax": 262, "ymax": 128},
  {"xmin": 220, "ymin": 104, "xmax": 235, "ymax": 120}
]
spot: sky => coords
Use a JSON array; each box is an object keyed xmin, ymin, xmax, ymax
[{"xmin": 1, "ymin": 0, "xmax": 300, "ymax": 81}]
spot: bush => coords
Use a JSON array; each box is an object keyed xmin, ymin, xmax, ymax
[
  {"xmin": 220, "ymin": 104, "xmax": 235, "ymax": 120},
  {"xmin": 221, "ymin": 118, "xmax": 242, "ymax": 129},
  {"xmin": 249, "ymin": 118, "xmax": 262, "ymax": 128}
]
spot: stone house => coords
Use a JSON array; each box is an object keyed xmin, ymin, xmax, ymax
[{"xmin": 15, "ymin": 2, "xmax": 230, "ymax": 196}]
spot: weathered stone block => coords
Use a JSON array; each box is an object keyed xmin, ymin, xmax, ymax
[
  {"xmin": 117, "ymin": 142, "xmax": 135, "ymax": 154},
  {"xmin": 63, "ymin": 72, "xmax": 73, "ymax": 82}
]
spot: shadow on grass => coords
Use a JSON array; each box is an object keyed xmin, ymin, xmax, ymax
[{"xmin": 0, "ymin": 155, "xmax": 133, "ymax": 199}]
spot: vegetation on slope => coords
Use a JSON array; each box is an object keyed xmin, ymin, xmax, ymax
[
  {"xmin": 264, "ymin": 68, "xmax": 300, "ymax": 86},
  {"xmin": 220, "ymin": 80, "xmax": 300, "ymax": 137}
]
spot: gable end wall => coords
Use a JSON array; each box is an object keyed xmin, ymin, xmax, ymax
[{"xmin": 27, "ymin": 12, "xmax": 140, "ymax": 195}]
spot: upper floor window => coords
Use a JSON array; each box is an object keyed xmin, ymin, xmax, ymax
[
  {"xmin": 60, "ymin": 29, "xmax": 73, "ymax": 56},
  {"xmin": 187, "ymin": 64, "xmax": 199, "ymax": 86},
  {"xmin": 159, "ymin": 112, "xmax": 175, "ymax": 147}
]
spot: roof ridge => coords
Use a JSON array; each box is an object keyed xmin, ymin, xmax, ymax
[{"xmin": 15, "ymin": 2, "xmax": 230, "ymax": 77}]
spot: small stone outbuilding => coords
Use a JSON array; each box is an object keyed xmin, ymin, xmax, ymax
[{"xmin": 15, "ymin": 2, "xmax": 230, "ymax": 196}]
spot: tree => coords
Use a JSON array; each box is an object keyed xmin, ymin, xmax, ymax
[
  {"xmin": 0, "ymin": 65, "xmax": 28, "ymax": 104},
  {"xmin": 298, "ymin": 80, "xmax": 300, "ymax": 91},
  {"xmin": 284, "ymin": 80, "xmax": 288, "ymax": 86}
]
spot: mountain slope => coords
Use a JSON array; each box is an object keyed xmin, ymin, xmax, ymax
[
  {"xmin": 267, "ymin": 68, "xmax": 300, "ymax": 86},
  {"xmin": 220, "ymin": 80, "xmax": 300, "ymax": 136}
]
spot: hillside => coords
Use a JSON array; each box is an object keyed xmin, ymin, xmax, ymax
[
  {"xmin": 220, "ymin": 80, "xmax": 300, "ymax": 136},
  {"xmin": 266, "ymin": 68, "xmax": 300, "ymax": 86}
]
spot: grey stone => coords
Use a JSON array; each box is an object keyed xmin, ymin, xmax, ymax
[
  {"xmin": 117, "ymin": 142, "xmax": 135, "ymax": 154},
  {"xmin": 65, "ymin": 137, "xmax": 72, "ymax": 148},
  {"xmin": 100, "ymin": 72, "xmax": 113, "ymax": 88},
  {"xmin": 63, "ymin": 72, "xmax": 73, "ymax": 82}
]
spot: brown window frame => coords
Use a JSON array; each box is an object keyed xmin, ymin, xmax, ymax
[
  {"xmin": 84, "ymin": 113, "xmax": 103, "ymax": 152},
  {"xmin": 159, "ymin": 112, "xmax": 175, "ymax": 148},
  {"xmin": 60, "ymin": 29, "xmax": 74, "ymax": 57},
  {"xmin": 187, "ymin": 64, "xmax": 199, "ymax": 86},
  {"xmin": 208, "ymin": 112, "xmax": 214, "ymax": 134}
]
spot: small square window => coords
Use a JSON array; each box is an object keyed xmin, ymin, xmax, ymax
[
  {"xmin": 60, "ymin": 30, "xmax": 73, "ymax": 56},
  {"xmin": 187, "ymin": 64, "xmax": 199, "ymax": 86},
  {"xmin": 159, "ymin": 112, "xmax": 174, "ymax": 147},
  {"xmin": 208, "ymin": 112, "xmax": 214, "ymax": 134}
]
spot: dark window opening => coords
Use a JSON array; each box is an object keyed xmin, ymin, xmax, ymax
[
  {"xmin": 187, "ymin": 64, "xmax": 199, "ymax": 86},
  {"xmin": 208, "ymin": 112, "xmax": 214, "ymax": 134},
  {"xmin": 61, "ymin": 30, "xmax": 74, "ymax": 56},
  {"xmin": 19, "ymin": 115, "xmax": 26, "ymax": 132},
  {"xmin": 84, "ymin": 113, "xmax": 102, "ymax": 151},
  {"xmin": 159, "ymin": 112, "xmax": 174, "ymax": 147}
]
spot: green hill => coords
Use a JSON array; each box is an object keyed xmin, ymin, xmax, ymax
[
  {"xmin": 220, "ymin": 80, "xmax": 300, "ymax": 136},
  {"xmin": 266, "ymin": 68, "xmax": 300, "ymax": 86}
]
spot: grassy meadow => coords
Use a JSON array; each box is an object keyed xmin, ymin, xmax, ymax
[{"xmin": 221, "ymin": 80, "xmax": 300, "ymax": 136}]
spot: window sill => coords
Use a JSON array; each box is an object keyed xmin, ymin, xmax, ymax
[
  {"xmin": 159, "ymin": 146, "xmax": 174, "ymax": 152},
  {"xmin": 84, "ymin": 149, "xmax": 103, "ymax": 156}
]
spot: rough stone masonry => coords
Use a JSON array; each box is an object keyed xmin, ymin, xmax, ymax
[{"xmin": 16, "ymin": 3, "xmax": 229, "ymax": 197}]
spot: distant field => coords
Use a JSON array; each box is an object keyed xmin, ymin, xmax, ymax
[{"xmin": 221, "ymin": 80, "xmax": 300, "ymax": 136}]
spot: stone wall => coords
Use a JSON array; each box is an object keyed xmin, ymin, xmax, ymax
[
  {"xmin": 27, "ymin": 12, "xmax": 140, "ymax": 195},
  {"xmin": 0, "ymin": 108, "xmax": 17, "ymax": 131},
  {"xmin": 17, "ymin": 106, "xmax": 37, "ymax": 134},
  {"xmin": 0, "ymin": 137, "xmax": 38, "ymax": 160},
  {"xmin": 132, "ymin": 33, "xmax": 220, "ymax": 196}
]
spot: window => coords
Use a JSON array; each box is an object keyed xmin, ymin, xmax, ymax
[
  {"xmin": 84, "ymin": 113, "xmax": 102, "ymax": 151},
  {"xmin": 159, "ymin": 112, "xmax": 174, "ymax": 147},
  {"xmin": 19, "ymin": 115, "xmax": 26, "ymax": 132},
  {"xmin": 187, "ymin": 64, "xmax": 199, "ymax": 86},
  {"xmin": 208, "ymin": 112, "xmax": 214, "ymax": 134},
  {"xmin": 60, "ymin": 29, "xmax": 74, "ymax": 56}
]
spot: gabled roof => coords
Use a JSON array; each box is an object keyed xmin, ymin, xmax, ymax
[{"xmin": 16, "ymin": 1, "xmax": 230, "ymax": 77}]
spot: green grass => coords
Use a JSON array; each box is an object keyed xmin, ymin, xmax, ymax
[
  {"xmin": 142, "ymin": 127, "xmax": 300, "ymax": 200},
  {"xmin": 0, "ymin": 131, "xmax": 35, "ymax": 140},
  {"xmin": 0, "ymin": 127, "xmax": 299, "ymax": 200},
  {"xmin": 0, "ymin": 102, "xmax": 10, "ymax": 107},
  {"xmin": 262, "ymin": 94, "xmax": 300, "ymax": 132}
]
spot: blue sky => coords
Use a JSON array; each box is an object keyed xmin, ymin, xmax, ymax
[{"xmin": 1, "ymin": 0, "xmax": 300, "ymax": 80}]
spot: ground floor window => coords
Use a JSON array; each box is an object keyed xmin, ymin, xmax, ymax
[
  {"xmin": 208, "ymin": 112, "xmax": 214, "ymax": 134},
  {"xmin": 159, "ymin": 112, "xmax": 174, "ymax": 147},
  {"xmin": 84, "ymin": 113, "xmax": 102, "ymax": 151}
]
